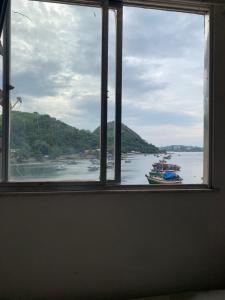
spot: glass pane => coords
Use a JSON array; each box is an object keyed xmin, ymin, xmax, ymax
[
  {"xmin": 107, "ymin": 9, "xmax": 116, "ymax": 180},
  {"xmin": 10, "ymin": 0, "xmax": 102, "ymax": 181},
  {"xmin": 122, "ymin": 7, "xmax": 205, "ymax": 185}
]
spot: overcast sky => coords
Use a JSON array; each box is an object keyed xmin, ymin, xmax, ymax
[{"xmin": 10, "ymin": 0, "xmax": 205, "ymax": 147}]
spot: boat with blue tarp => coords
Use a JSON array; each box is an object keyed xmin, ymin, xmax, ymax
[{"xmin": 145, "ymin": 170, "xmax": 183, "ymax": 184}]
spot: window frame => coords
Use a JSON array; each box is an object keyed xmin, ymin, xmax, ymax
[
  {"xmin": 0, "ymin": 0, "xmax": 9, "ymax": 36},
  {"xmin": 0, "ymin": 0, "xmax": 215, "ymax": 191}
]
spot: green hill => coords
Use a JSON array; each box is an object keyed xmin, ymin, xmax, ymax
[
  {"xmin": 93, "ymin": 121, "xmax": 160, "ymax": 154},
  {"xmin": 0, "ymin": 112, "xmax": 160, "ymax": 161},
  {"xmin": 4, "ymin": 111, "xmax": 98, "ymax": 160}
]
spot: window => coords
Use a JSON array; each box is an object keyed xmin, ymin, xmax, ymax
[
  {"xmin": 10, "ymin": 0, "xmax": 102, "ymax": 182},
  {"xmin": 0, "ymin": 0, "xmax": 214, "ymax": 190},
  {"xmin": 121, "ymin": 6, "xmax": 205, "ymax": 185},
  {"xmin": 0, "ymin": 0, "xmax": 8, "ymax": 35}
]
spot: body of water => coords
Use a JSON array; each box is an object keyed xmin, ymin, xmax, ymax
[
  {"xmin": 121, "ymin": 152, "xmax": 203, "ymax": 184},
  {"xmin": 10, "ymin": 152, "xmax": 204, "ymax": 184}
]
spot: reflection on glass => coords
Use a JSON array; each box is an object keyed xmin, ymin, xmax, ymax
[
  {"xmin": 122, "ymin": 7, "xmax": 205, "ymax": 185},
  {"xmin": 10, "ymin": 0, "xmax": 101, "ymax": 181}
]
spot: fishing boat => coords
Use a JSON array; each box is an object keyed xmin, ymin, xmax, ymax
[
  {"xmin": 152, "ymin": 160, "xmax": 180, "ymax": 171},
  {"xmin": 145, "ymin": 170, "xmax": 182, "ymax": 184}
]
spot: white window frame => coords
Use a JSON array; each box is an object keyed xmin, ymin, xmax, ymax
[{"xmin": 0, "ymin": 0, "xmax": 220, "ymax": 192}]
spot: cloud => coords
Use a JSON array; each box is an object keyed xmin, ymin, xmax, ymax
[
  {"xmin": 131, "ymin": 123, "xmax": 204, "ymax": 147},
  {"xmin": 122, "ymin": 53, "xmax": 204, "ymax": 125},
  {"xmin": 123, "ymin": 108, "xmax": 202, "ymax": 127},
  {"xmin": 123, "ymin": 7, "xmax": 204, "ymax": 59}
]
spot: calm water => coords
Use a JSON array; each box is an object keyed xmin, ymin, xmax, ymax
[
  {"xmin": 10, "ymin": 152, "xmax": 203, "ymax": 184},
  {"xmin": 121, "ymin": 152, "xmax": 203, "ymax": 184}
]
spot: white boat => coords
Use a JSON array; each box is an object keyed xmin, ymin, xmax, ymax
[
  {"xmin": 90, "ymin": 159, "xmax": 100, "ymax": 165},
  {"xmin": 88, "ymin": 165, "xmax": 99, "ymax": 171},
  {"xmin": 107, "ymin": 161, "xmax": 114, "ymax": 168},
  {"xmin": 67, "ymin": 160, "xmax": 78, "ymax": 165},
  {"xmin": 55, "ymin": 164, "xmax": 66, "ymax": 171}
]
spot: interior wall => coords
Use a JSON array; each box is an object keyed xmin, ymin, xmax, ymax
[
  {"xmin": 0, "ymin": 2, "xmax": 225, "ymax": 300},
  {"xmin": 0, "ymin": 190, "xmax": 225, "ymax": 300}
]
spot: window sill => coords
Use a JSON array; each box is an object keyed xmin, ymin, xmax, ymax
[{"xmin": 0, "ymin": 182, "xmax": 218, "ymax": 196}]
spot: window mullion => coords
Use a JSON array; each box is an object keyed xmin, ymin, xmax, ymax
[
  {"xmin": 114, "ymin": 4, "xmax": 123, "ymax": 183},
  {"xmin": 2, "ymin": 0, "xmax": 10, "ymax": 182},
  {"xmin": 203, "ymin": 12, "xmax": 211, "ymax": 186},
  {"xmin": 100, "ymin": 0, "xmax": 109, "ymax": 183}
]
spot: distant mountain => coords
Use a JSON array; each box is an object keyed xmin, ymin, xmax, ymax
[
  {"xmin": 160, "ymin": 145, "xmax": 203, "ymax": 152},
  {"xmin": 94, "ymin": 121, "xmax": 160, "ymax": 154}
]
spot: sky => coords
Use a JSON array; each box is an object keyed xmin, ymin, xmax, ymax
[{"xmin": 10, "ymin": 0, "xmax": 205, "ymax": 147}]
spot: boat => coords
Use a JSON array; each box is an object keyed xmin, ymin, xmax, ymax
[
  {"xmin": 88, "ymin": 165, "xmax": 99, "ymax": 171},
  {"xmin": 152, "ymin": 160, "xmax": 180, "ymax": 171},
  {"xmin": 164, "ymin": 154, "xmax": 171, "ymax": 160},
  {"xmin": 107, "ymin": 161, "xmax": 114, "ymax": 168},
  {"xmin": 67, "ymin": 160, "xmax": 78, "ymax": 165},
  {"xmin": 145, "ymin": 170, "xmax": 182, "ymax": 184},
  {"xmin": 90, "ymin": 159, "xmax": 100, "ymax": 165},
  {"xmin": 55, "ymin": 164, "xmax": 66, "ymax": 171},
  {"xmin": 125, "ymin": 159, "xmax": 131, "ymax": 163}
]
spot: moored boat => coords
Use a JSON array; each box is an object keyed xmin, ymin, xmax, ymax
[
  {"xmin": 88, "ymin": 165, "xmax": 99, "ymax": 171},
  {"xmin": 145, "ymin": 170, "xmax": 182, "ymax": 184},
  {"xmin": 152, "ymin": 160, "xmax": 180, "ymax": 171},
  {"xmin": 67, "ymin": 160, "xmax": 78, "ymax": 165},
  {"xmin": 125, "ymin": 159, "xmax": 131, "ymax": 163},
  {"xmin": 55, "ymin": 164, "xmax": 66, "ymax": 171},
  {"xmin": 90, "ymin": 159, "xmax": 100, "ymax": 165},
  {"xmin": 107, "ymin": 161, "xmax": 114, "ymax": 168}
]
